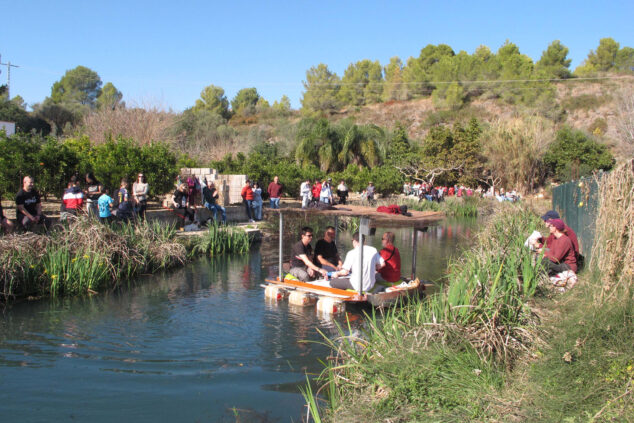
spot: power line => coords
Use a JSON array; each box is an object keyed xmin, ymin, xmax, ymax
[{"xmin": 0, "ymin": 55, "xmax": 20, "ymax": 99}]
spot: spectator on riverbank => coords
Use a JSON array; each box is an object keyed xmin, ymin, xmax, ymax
[
  {"xmin": 16, "ymin": 176, "xmax": 50, "ymax": 231},
  {"xmin": 84, "ymin": 173, "xmax": 103, "ymax": 217},
  {"xmin": 0, "ymin": 198, "xmax": 14, "ymax": 233},
  {"xmin": 314, "ymin": 226, "xmax": 342, "ymax": 272},
  {"xmin": 252, "ymin": 182, "xmax": 263, "ymax": 221},
  {"xmin": 377, "ymin": 231, "xmax": 402, "ymax": 284},
  {"xmin": 186, "ymin": 174, "xmax": 200, "ymax": 208},
  {"xmin": 202, "ymin": 180, "xmax": 226, "ymax": 224},
  {"xmin": 366, "ymin": 182, "xmax": 376, "ymax": 203},
  {"xmin": 336, "ymin": 180, "xmax": 348, "ymax": 205},
  {"xmin": 241, "ymin": 179, "xmax": 255, "ymax": 223},
  {"xmin": 172, "ymin": 182, "xmax": 194, "ymax": 224},
  {"xmin": 289, "ymin": 226, "xmax": 328, "ymax": 282},
  {"xmin": 61, "ymin": 176, "xmax": 85, "ymax": 220},
  {"xmin": 267, "ymin": 176, "xmax": 283, "ymax": 209},
  {"xmin": 300, "ymin": 178, "xmax": 312, "ymax": 209},
  {"xmin": 533, "ymin": 210, "xmax": 580, "ymax": 258},
  {"xmin": 117, "ymin": 178, "xmax": 135, "ymax": 222},
  {"xmin": 98, "ymin": 188, "xmax": 114, "ymax": 224},
  {"xmin": 319, "ymin": 179, "xmax": 333, "ymax": 204},
  {"xmin": 329, "ymin": 232, "xmax": 385, "ymax": 292},
  {"xmin": 312, "ymin": 179, "xmax": 322, "ymax": 205},
  {"xmin": 133, "ymin": 173, "xmax": 149, "ymax": 221},
  {"xmin": 540, "ymin": 218, "xmax": 577, "ymax": 275}
]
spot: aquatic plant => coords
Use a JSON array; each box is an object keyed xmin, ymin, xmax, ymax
[{"xmin": 192, "ymin": 222, "xmax": 251, "ymax": 257}]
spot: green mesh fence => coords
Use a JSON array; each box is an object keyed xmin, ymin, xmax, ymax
[{"xmin": 551, "ymin": 175, "xmax": 601, "ymax": 257}]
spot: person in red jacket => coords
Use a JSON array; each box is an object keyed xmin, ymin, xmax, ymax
[
  {"xmin": 540, "ymin": 219, "xmax": 577, "ymax": 275},
  {"xmin": 267, "ymin": 176, "xmax": 283, "ymax": 209},
  {"xmin": 241, "ymin": 179, "xmax": 255, "ymax": 222},
  {"xmin": 377, "ymin": 231, "xmax": 402, "ymax": 284},
  {"xmin": 537, "ymin": 210, "xmax": 580, "ymax": 258},
  {"xmin": 311, "ymin": 179, "xmax": 322, "ymax": 204},
  {"xmin": 61, "ymin": 176, "xmax": 85, "ymax": 220}
]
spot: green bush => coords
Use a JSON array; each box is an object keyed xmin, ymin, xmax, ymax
[
  {"xmin": 0, "ymin": 133, "xmax": 42, "ymax": 196},
  {"xmin": 543, "ymin": 126, "xmax": 614, "ymax": 182}
]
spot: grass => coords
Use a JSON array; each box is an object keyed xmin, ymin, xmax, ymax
[
  {"xmin": 191, "ymin": 222, "xmax": 251, "ymax": 257},
  {"xmin": 1, "ymin": 217, "xmax": 253, "ymax": 299},
  {"xmin": 305, "ymin": 160, "xmax": 634, "ymax": 422}
]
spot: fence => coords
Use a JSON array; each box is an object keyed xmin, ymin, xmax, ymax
[{"xmin": 551, "ymin": 173, "xmax": 603, "ymax": 256}]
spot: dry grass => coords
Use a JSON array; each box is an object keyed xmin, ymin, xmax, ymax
[{"xmin": 591, "ymin": 158, "xmax": 634, "ymax": 303}]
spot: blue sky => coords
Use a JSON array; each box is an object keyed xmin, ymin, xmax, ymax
[{"xmin": 1, "ymin": 0, "xmax": 632, "ymax": 111}]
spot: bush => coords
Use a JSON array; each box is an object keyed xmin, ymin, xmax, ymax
[
  {"xmin": 0, "ymin": 133, "xmax": 42, "ymax": 196},
  {"xmin": 543, "ymin": 127, "xmax": 614, "ymax": 182}
]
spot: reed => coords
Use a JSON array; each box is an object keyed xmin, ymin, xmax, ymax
[
  {"xmin": 191, "ymin": 222, "xmax": 251, "ymax": 257},
  {"xmin": 306, "ymin": 207, "xmax": 547, "ymax": 421}
]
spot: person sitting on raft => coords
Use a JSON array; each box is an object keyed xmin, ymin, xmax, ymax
[
  {"xmin": 314, "ymin": 226, "xmax": 343, "ymax": 272},
  {"xmin": 376, "ymin": 231, "xmax": 402, "ymax": 285},
  {"xmin": 538, "ymin": 218, "xmax": 577, "ymax": 276},
  {"xmin": 329, "ymin": 232, "xmax": 385, "ymax": 292},
  {"xmin": 289, "ymin": 226, "xmax": 329, "ymax": 282}
]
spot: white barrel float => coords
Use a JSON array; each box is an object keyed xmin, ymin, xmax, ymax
[
  {"xmin": 288, "ymin": 291, "xmax": 317, "ymax": 306},
  {"xmin": 316, "ymin": 297, "xmax": 345, "ymax": 314},
  {"xmin": 264, "ymin": 285, "xmax": 288, "ymax": 301}
]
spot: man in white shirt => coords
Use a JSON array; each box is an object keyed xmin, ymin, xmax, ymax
[{"xmin": 330, "ymin": 232, "xmax": 384, "ymax": 292}]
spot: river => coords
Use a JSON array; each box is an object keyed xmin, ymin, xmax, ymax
[{"xmin": 0, "ymin": 219, "xmax": 476, "ymax": 422}]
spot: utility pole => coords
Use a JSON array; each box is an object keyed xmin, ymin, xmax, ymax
[{"xmin": 0, "ymin": 55, "xmax": 20, "ymax": 99}]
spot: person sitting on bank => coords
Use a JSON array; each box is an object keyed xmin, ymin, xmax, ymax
[
  {"xmin": 172, "ymin": 182, "xmax": 195, "ymax": 224},
  {"xmin": 329, "ymin": 232, "xmax": 385, "ymax": 292},
  {"xmin": 539, "ymin": 219, "xmax": 577, "ymax": 276},
  {"xmin": 376, "ymin": 231, "xmax": 402, "ymax": 285},
  {"xmin": 202, "ymin": 180, "xmax": 226, "ymax": 224},
  {"xmin": 16, "ymin": 176, "xmax": 50, "ymax": 231},
  {"xmin": 0, "ymin": 197, "xmax": 14, "ymax": 233},
  {"xmin": 60, "ymin": 175, "xmax": 85, "ymax": 220},
  {"xmin": 289, "ymin": 226, "xmax": 328, "ymax": 282},
  {"xmin": 314, "ymin": 226, "xmax": 343, "ymax": 272},
  {"xmin": 533, "ymin": 210, "xmax": 580, "ymax": 259}
]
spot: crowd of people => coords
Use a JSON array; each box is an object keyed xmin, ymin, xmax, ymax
[
  {"xmin": 298, "ymin": 178, "xmax": 381, "ymax": 208},
  {"xmin": 288, "ymin": 226, "xmax": 402, "ymax": 292},
  {"xmin": 402, "ymin": 181, "xmax": 521, "ymax": 203},
  {"xmin": 0, "ymin": 173, "xmax": 152, "ymax": 233}
]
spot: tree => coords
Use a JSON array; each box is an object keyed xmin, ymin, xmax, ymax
[
  {"xmin": 301, "ymin": 64, "xmax": 341, "ymax": 113},
  {"xmin": 383, "ymin": 57, "xmax": 407, "ymax": 101},
  {"xmin": 193, "ymin": 84, "xmax": 231, "ymax": 119},
  {"xmin": 615, "ymin": 47, "xmax": 634, "ymax": 72},
  {"xmin": 337, "ymin": 121, "xmax": 384, "ymax": 169},
  {"xmin": 587, "ymin": 38, "xmax": 620, "ymax": 71},
  {"xmin": 543, "ymin": 127, "xmax": 615, "ymax": 181},
  {"xmin": 403, "ymin": 44, "xmax": 455, "ymax": 98},
  {"xmin": 338, "ymin": 59, "xmax": 383, "ymax": 106},
  {"xmin": 0, "ymin": 99, "xmax": 50, "ymax": 134},
  {"xmin": 536, "ymin": 40, "xmax": 572, "ymax": 79},
  {"xmin": 231, "ymin": 87, "xmax": 260, "ymax": 116},
  {"xmin": 97, "ymin": 82, "xmax": 123, "ymax": 110},
  {"xmin": 11, "ymin": 95, "xmax": 27, "ymax": 110},
  {"xmin": 50, "ymin": 66, "xmax": 103, "ymax": 109},
  {"xmin": 271, "ymin": 95, "xmax": 292, "ymax": 116}
]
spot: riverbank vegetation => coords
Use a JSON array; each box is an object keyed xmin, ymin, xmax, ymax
[
  {"xmin": 304, "ymin": 160, "xmax": 633, "ymax": 422},
  {"xmin": 0, "ymin": 218, "xmax": 254, "ymax": 299}
]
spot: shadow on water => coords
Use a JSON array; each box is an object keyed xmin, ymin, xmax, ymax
[{"xmin": 0, "ymin": 218, "xmax": 478, "ymax": 422}]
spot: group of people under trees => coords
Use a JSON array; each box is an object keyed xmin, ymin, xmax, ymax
[
  {"xmin": 239, "ymin": 176, "xmax": 283, "ymax": 223},
  {"xmin": 0, "ymin": 173, "xmax": 150, "ymax": 233},
  {"xmin": 288, "ymin": 226, "xmax": 402, "ymax": 292},
  {"xmin": 172, "ymin": 178, "xmax": 227, "ymax": 225},
  {"xmin": 403, "ymin": 182, "xmax": 521, "ymax": 203},
  {"xmin": 300, "ymin": 178, "xmax": 376, "ymax": 208}
]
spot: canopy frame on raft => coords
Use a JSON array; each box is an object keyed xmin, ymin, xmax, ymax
[{"xmin": 269, "ymin": 206, "xmax": 444, "ymax": 296}]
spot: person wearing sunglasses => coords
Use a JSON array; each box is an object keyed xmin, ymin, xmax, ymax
[{"xmin": 289, "ymin": 226, "xmax": 328, "ymax": 281}]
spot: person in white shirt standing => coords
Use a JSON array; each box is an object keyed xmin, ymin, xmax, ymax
[
  {"xmin": 330, "ymin": 232, "xmax": 384, "ymax": 292},
  {"xmin": 300, "ymin": 179, "xmax": 312, "ymax": 209}
]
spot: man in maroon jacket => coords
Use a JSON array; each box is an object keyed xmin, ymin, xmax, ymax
[
  {"xmin": 538, "ymin": 210, "xmax": 580, "ymax": 258},
  {"xmin": 267, "ymin": 176, "xmax": 283, "ymax": 209},
  {"xmin": 540, "ymin": 219, "xmax": 577, "ymax": 275}
]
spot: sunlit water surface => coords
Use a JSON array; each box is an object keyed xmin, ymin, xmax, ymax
[{"xmin": 0, "ymin": 219, "xmax": 476, "ymax": 422}]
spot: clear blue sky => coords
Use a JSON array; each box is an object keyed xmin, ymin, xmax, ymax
[{"xmin": 1, "ymin": 0, "xmax": 632, "ymax": 111}]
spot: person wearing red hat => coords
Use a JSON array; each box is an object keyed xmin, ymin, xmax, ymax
[
  {"xmin": 536, "ymin": 210, "xmax": 580, "ymax": 258},
  {"xmin": 540, "ymin": 218, "xmax": 577, "ymax": 275}
]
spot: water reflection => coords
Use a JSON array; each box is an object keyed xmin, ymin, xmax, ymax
[{"xmin": 0, "ymin": 219, "xmax": 477, "ymax": 422}]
